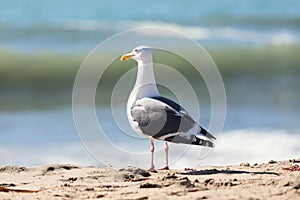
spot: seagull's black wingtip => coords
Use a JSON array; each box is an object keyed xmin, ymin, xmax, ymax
[{"xmin": 200, "ymin": 126, "xmax": 217, "ymax": 141}]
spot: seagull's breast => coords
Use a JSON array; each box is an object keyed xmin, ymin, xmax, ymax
[{"xmin": 126, "ymin": 90, "xmax": 149, "ymax": 137}]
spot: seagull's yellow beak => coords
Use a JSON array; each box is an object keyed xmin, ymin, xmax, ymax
[{"xmin": 120, "ymin": 52, "xmax": 134, "ymax": 61}]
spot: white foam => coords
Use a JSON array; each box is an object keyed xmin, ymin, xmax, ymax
[
  {"xmin": 64, "ymin": 19, "xmax": 300, "ymax": 46},
  {"xmin": 270, "ymin": 31, "xmax": 297, "ymax": 46},
  {"xmin": 199, "ymin": 128, "xmax": 300, "ymax": 166},
  {"xmin": 64, "ymin": 19, "xmax": 127, "ymax": 31},
  {"xmin": 1, "ymin": 128, "xmax": 299, "ymax": 168},
  {"xmin": 0, "ymin": 142, "xmax": 98, "ymax": 167},
  {"xmin": 133, "ymin": 21, "xmax": 300, "ymax": 46}
]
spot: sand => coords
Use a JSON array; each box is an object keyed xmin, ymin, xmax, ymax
[{"xmin": 0, "ymin": 159, "xmax": 299, "ymax": 200}]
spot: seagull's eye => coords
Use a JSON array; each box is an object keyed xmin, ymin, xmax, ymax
[{"xmin": 134, "ymin": 49, "xmax": 138, "ymax": 52}]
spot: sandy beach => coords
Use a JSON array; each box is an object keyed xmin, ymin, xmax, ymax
[{"xmin": 0, "ymin": 159, "xmax": 299, "ymax": 200}]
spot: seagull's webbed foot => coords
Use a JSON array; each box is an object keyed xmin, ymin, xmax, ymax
[
  {"xmin": 147, "ymin": 166, "xmax": 157, "ymax": 173},
  {"xmin": 159, "ymin": 166, "xmax": 169, "ymax": 170}
]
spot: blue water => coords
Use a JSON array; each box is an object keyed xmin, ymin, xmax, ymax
[
  {"xmin": 1, "ymin": 105, "xmax": 299, "ymax": 168},
  {"xmin": 0, "ymin": 0, "xmax": 300, "ymax": 167},
  {"xmin": 0, "ymin": 0, "xmax": 300, "ymax": 52}
]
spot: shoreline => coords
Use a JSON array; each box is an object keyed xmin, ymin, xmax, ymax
[{"xmin": 0, "ymin": 159, "xmax": 299, "ymax": 199}]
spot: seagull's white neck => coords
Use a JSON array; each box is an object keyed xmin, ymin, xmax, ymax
[{"xmin": 133, "ymin": 57, "xmax": 159, "ymax": 98}]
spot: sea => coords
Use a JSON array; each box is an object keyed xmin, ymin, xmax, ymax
[{"xmin": 0, "ymin": 0, "xmax": 299, "ymax": 168}]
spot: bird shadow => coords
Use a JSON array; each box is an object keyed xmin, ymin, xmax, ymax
[{"xmin": 180, "ymin": 168, "xmax": 279, "ymax": 176}]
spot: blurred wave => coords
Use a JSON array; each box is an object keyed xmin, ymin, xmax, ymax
[
  {"xmin": 134, "ymin": 21, "xmax": 300, "ymax": 46},
  {"xmin": 1, "ymin": 20, "xmax": 300, "ymax": 52},
  {"xmin": 0, "ymin": 46, "xmax": 299, "ymax": 91}
]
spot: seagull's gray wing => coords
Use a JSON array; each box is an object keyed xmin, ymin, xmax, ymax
[{"xmin": 130, "ymin": 96, "xmax": 215, "ymax": 147}]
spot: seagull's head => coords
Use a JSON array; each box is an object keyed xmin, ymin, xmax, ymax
[{"xmin": 121, "ymin": 45, "xmax": 152, "ymax": 64}]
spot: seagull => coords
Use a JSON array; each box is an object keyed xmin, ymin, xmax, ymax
[{"xmin": 121, "ymin": 45, "xmax": 216, "ymax": 172}]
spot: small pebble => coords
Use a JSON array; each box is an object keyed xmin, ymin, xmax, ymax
[
  {"xmin": 96, "ymin": 194, "xmax": 105, "ymax": 198},
  {"xmin": 204, "ymin": 178, "xmax": 214, "ymax": 184},
  {"xmin": 140, "ymin": 182, "xmax": 161, "ymax": 188},
  {"xmin": 268, "ymin": 160, "xmax": 277, "ymax": 164},
  {"xmin": 240, "ymin": 162, "xmax": 250, "ymax": 167}
]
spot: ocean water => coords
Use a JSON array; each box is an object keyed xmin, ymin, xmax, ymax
[
  {"xmin": 1, "ymin": 0, "xmax": 300, "ymax": 51},
  {"xmin": 0, "ymin": 0, "xmax": 299, "ymax": 167},
  {"xmin": 1, "ymin": 107, "xmax": 299, "ymax": 168}
]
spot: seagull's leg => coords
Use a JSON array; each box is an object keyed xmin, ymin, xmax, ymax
[
  {"xmin": 148, "ymin": 139, "xmax": 156, "ymax": 172},
  {"xmin": 159, "ymin": 142, "xmax": 170, "ymax": 170}
]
